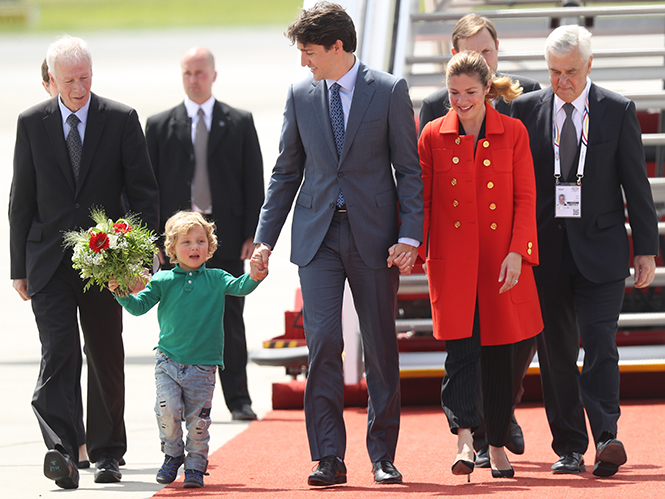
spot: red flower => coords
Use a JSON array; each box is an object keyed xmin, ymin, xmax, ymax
[
  {"xmin": 89, "ymin": 232, "xmax": 110, "ymax": 253},
  {"xmin": 113, "ymin": 222, "xmax": 132, "ymax": 234}
]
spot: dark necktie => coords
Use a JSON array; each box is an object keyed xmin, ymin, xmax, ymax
[
  {"xmin": 560, "ymin": 103, "xmax": 577, "ymax": 179},
  {"xmin": 66, "ymin": 114, "xmax": 82, "ymax": 181},
  {"xmin": 192, "ymin": 108, "xmax": 212, "ymax": 211},
  {"xmin": 329, "ymin": 82, "xmax": 346, "ymax": 207}
]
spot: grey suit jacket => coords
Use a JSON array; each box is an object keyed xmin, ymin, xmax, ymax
[{"xmin": 255, "ymin": 61, "xmax": 423, "ymax": 269}]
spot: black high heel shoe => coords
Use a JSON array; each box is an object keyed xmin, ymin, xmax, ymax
[
  {"xmin": 491, "ymin": 467, "xmax": 515, "ymax": 478},
  {"xmin": 452, "ymin": 454, "xmax": 476, "ymax": 475}
]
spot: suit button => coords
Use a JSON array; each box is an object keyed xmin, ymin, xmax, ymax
[
  {"xmin": 451, "ymin": 178, "xmax": 457, "ymax": 186},
  {"xmin": 454, "ymin": 221, "xmax": 461, "ymax": 228},
  {"xmin": 490, "ymin": 222, "xmax": 498, "ymax": 230},
  {"xmin": 452, "ymin": 157, "xmax": 460, "ymax": 164},
  {"xmin": 453, "ymin": 200, "xmax": 459, "ymax": 207},
  {"xmin": 483, "ymin": 159, "xmax": 491, "ymax": 167},
  {"xmin": 337, "ymin": 172, "xmax": 344, "ymax": 178},
  {"xmin": 329, "ymin": 202, "xmax": 334, "ymax": 209},
  {"xmin": 489, "ymin": 203, "xmax": 496, "ymax": 210},
  {"xmin": 74, "ymin": 203, "xmax": 80, "ymax": 209},
  {"xmin": 487, "ymin": 181, "xmax": 494, "ymax": 189},
  {"xmin": 483, "ymin": 140, "xmax": 490, "ymax": 148}
]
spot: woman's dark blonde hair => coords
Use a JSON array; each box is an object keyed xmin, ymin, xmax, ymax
[
  {"xmin": 163, "ymin": 211, "xmax": 218, "ymax": 264},
  {"xmin": 446, "ymin": 50, "xmax": 523, "ymax": 105}
]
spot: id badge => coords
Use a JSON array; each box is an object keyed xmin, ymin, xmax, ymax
[{"xmin": 555, "ymin": 184, "xmax": 581, "ymax": 218}]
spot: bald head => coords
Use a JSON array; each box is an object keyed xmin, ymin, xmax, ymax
[{"xmin": 181, "ymin": 47, "xmax": 217, "ymax": 104}]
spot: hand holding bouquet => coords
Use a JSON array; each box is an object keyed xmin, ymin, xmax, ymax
[{"xmin": 63, "ymin": 208, "xmax": 158, "ymax": 297}]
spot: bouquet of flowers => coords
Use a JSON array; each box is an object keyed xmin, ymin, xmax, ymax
[{"xmin": 63, "ymin": 208, "xmax": 158, "ymax": 297}]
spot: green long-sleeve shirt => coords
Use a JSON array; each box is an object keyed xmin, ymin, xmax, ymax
[{"xmin": 116, "ymin": 264, "xmax": 261, "ymax": 367}]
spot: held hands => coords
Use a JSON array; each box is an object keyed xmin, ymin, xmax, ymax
[
  {"xmin": 634, "ymin": 254, "xmax": 656, "ymax": 288},
  {"xmin": 498, "ymin": 251, "xmax": 523, "ymax": 294},
  {"xmin": 387, "ymin": 243, "xmax": 418, "ymax": 275},
  {"xmin": 249, "ymin": 251, "xmax": 268, "ymax": 281},
  {"xmin": 251, "ymin": 243, "xmax": 271, "ymax": 275}
]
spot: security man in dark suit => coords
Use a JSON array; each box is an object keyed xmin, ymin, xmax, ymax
[
  {"xmin": 511, "ymin": 25, "xmax": 658, "ymax": 477},
  {"xmin": 10, "ymin": 35, "xmax": 159, "ymax": 489},
  {"xmin": 145, "ymin": 47, "xmax": 264, "ymax": 421},
  {"xmin": 418, "ymin": 14, "xmax": 541, "ymax": 467}
]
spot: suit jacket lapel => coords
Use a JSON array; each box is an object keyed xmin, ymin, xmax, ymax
[
  {"xmin": 76, "ymin": 93, "xmax": 104, "ymax": 197},
  {"xmin": 537, "ymin": 89, "xmax": 555, "ymax": 167},
  {"xmin": 311, "ymin": 79, "xmax": 339, "ymax": 162},
  {"xmin": 342, "ymin": 62, "xmax": 374, "ymax": 165},
  {"xmin": 586, "ymin": 83, "xmax": 606, "ymax": 147},
  {"xmin": 208, "ymin": 100, "xmax": 230, "ymax": 156},
  {"xmin": 172, "ymin": 103, "xmax": 193, "ymax": 157},
  {"xmin": 43, "ymin": 99, "xmax": 76, "ymax": 193}
]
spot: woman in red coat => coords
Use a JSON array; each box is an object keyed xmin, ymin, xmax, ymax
[{"xmin": 418, "ymin": 51, "xmax": 543, "ymax": 479}]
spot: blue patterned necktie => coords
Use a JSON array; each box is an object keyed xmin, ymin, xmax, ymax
[
  {"xmin": 66, "ymin": 113, "xmax": 82, "ymax": 181},
  {"xmin": 329, "ymin": 82, "xmax": 346, "ymax": 207}
]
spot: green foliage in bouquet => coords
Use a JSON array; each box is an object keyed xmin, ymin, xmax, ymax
[{"xmin": 62, "ymin": 208, "xmax": 158, "ymax": 296}]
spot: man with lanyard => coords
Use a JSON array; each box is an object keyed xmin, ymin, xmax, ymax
[{"xmin": 511, "ymin": 25, "xmax": 658, "ymax": 477}]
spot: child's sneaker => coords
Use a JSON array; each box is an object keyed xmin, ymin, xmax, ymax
[
  {"xmin": 183, "ymin": 469, "xmax": 206, "ymax": 488},
  {"xmin": 156, "ymin": 454, "xmax": 184, "ymax": 484}
]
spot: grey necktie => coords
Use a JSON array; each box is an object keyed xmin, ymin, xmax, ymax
[
  {"xmin": 66, "ymin": 114, "xmax": 82, "ymax": 181},
  {"xmin": 192, "ymin": 108, "xmax": 212, "ymax": 211},
  {"xmin": 560, "ymin": 103, "xmax": 577, "ymax": 179},
  {"xmin": 329, "ymin": 82, "xmax": 346, "ymax": 207}
]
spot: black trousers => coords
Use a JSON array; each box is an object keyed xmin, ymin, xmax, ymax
[
  {"xmin": 210, "ymin": 256, "xmax": 252, "ymax": 412},
  {"xmin": 31, "ymin": 257, "xmax": 126, "ymax": 462},
  {"xmin": 441, "ymin": 306, "xmax": 516, "ymax": 447},
  {"xmin": 536, "ymin": 234, "xmax": 625, "ymax": 456}
]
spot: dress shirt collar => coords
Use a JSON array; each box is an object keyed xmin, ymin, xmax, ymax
[
  {"xmin": 58, "ymin": 94, "xmax": 91, "ymax": 129},
  {"xmin": 184, "ymin": 95, "xmax": 215, "ymax": 121},
  {"xmin": 554, "ymin": 77, "xmax": 591, "ymax": 117},
  {"xmin": 326, "ymin": 55, "xmax": 359, "ymax": 94}
]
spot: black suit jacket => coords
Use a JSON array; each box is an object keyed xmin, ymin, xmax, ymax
[
  {"xmin": 511, "ymin": 84, "xmax": 658, "ymax": 284},
  {"xmin": 145, "ymin": 100, "xmax": 264, "ymax": 260},
  {"xmin": 419, "ymin": 72, "xmax": 541, "ymax": 135},
  {"xmin": 10, "ymin": 93, "xmax": 159, "ymax": 296}
]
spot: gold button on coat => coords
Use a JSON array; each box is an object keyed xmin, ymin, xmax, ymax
[
  {"xmin": 489, "ymin": 203, "xmax": 496, "ymax": 210},
  {"xmin": 453, "ymin": 157, "xmax": 460, "ymax": 164},
  {"xmin": 490, "ymin": 223, "xmax": 497, "ymax": 230},
  {"xmin": 451, "ymin": 178, "xmax": 457, "ymax": 186},
  {"xmin": 454, "ymin": 221, "xmax": 461, "ymax": 228},
  {"xmin": 483, "ymin": 159, "xmax": 491, "ymax": 167},
  {"xmin": 527, "ymin": 248, "xmax": 532, "ymax": 255},
  {"xmin": 483, "ymin": 140, "xmax": 489, "ymax": 148},
  {"xmin": 453, "ymin": 200, "xmax": 459, "ymax": 207},
  {"xmin": 487, "ymin": 181, "xmax": 494, "ymax": 189},
  {"xmin": 455, "ymin": 137, "xmax": 461, "ymax": 145}
]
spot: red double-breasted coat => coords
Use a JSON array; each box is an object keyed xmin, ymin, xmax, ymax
[{"xmin": 418, "ymin": 105, "xmax": 543, "ymax": 346}]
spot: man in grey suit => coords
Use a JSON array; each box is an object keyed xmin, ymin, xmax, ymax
[{"xmin": 253, "ymin": 1, "xmax": 423, "ymax": 487}]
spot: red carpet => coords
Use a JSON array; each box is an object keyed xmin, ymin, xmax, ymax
[{"xmin": 154, "ymin": 400, "xmax": 665, "ymax": 498}]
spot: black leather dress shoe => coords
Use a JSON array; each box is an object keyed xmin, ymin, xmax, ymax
[
  {"xmin": 308, "ymin": 456, "xmax": 347, "ymax": 486},
  {"xmin": 232, "ymin": 404, "xmax": 258, "ymax": 421},
  {"xmin": 505, "ymin": 418, "xmax": 525, "ymax": 455},
  {"xmin": 373, "ymin": 461, "xmax": 403, "ymax": 484},
  {"xmin": 475, "ymin": 446, "xmax": 490, "ymax": 468},
  {"xmin": 551, "ymin": 452, "xmax": 586, "ymax": 474},
  {"xmin": 44, "ymin": 449, "xmax": 79, "ymax": 489},
  {"xmin": 94, "ymin": 454, "xmax": 122, "ymax": 483},
  {"xmin": 593, "ymin": 437, "xmax": 627, "ymax": 477}
]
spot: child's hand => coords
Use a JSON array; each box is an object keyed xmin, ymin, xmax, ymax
[
  {"xmin": 128, "ymin": 269, "xmax": 150, "ymax": 294},
  {"xmin": 249, "ymin": 253, "xmax": 268, "ymax": 281},
  {"xmin": 108, "ymin": 277, "xmax": 119, "ymax": 293}
]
